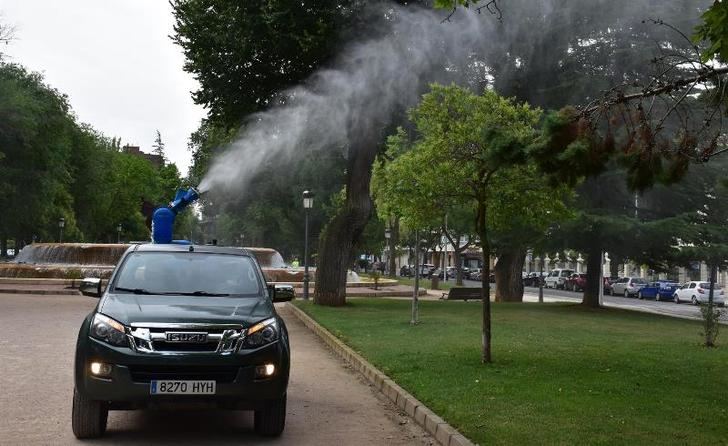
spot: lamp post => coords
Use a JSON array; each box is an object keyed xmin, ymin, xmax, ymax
[
  {"xmin": 58, "ymin": 218, "xmax": 65, "ymax": 243},
  {"xmin": 302, "ymin": 190, "xmax": 314, "ymax": 300},
  {"xmin": 117, "ymin": 224, "xmax": 122, "ymax": 243},
  {"xmin": 384, "ymin": 227, "xmax": 391, "ymax": 276}
]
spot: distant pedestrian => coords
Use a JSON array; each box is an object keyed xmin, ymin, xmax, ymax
[{"xmin": 291, "ymin": 258, "xmax": 300, "ymax": 268}]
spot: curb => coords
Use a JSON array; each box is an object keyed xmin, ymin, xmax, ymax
[
  {"xmin": 286, "ymin": 302, "xmax": 475, "ymax": 446},
  {"xmin": 0, "ymin": 288, "xmax": 78, "ymax": 295}
]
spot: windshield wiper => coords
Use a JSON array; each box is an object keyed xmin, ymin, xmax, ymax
[
  {"xmin": 114, "ymin": 287, "xmax": 157, "ymax": 295},
  {"xmin": 167, "ymin": 291, "xmax": 231, "ymax": 297}
]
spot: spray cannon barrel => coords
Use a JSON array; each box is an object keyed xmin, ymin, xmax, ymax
[
  {"xmin": 169, "ymin": 187, "xmax": 200, "ymax": 214},
  {"xmin": 151, "ymin": 187, "xmax": 202, "ymax": 244}
]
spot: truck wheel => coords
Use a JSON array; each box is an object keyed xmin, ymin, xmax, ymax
[
  {"xmin": 71, "ymin": 387, "xmax": 108, "ymax": 439},
  {"xmin": 254, "ymin": 394, "xmax": 286, "ymax": 437}
]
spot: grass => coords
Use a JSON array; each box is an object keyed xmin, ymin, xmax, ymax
[
  {"xmin": 293, "ymin": 299, "xmax": 728, "ymax": 445},
  {"xmin": 395, "ymin": 276, "xmax": 456, "ymax": 290}
]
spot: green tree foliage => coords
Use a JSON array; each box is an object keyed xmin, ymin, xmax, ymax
[
  {"xmin": 695, "ymin": 1, "xmax": 728, "ymax": 62},
  {"xmin": 373, "ymin": 84, "xmax": 571, "ymax": 362},
  {"xmin": 0, "ymin": 62, "xmax": 192, "ymax": 251},
  {"xmin": 171, "ymin": 0, "xmax": 355, "ymax": 129}
]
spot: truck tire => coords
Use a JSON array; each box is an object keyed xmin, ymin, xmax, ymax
[
  {"xmin": 71, "ymin": 387, "xmax": 108, "ymax": 439},
  {"xmin": 254, "ymin": 394, "xmax": 286, "ymax": 437}
]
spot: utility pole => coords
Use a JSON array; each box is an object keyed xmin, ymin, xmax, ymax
[
  {"xmin": 443, "ymin": 214, "xmax": 448, "ymax": 282},
  {"xmin": 538, "ymin": 255, "xmax": 544, "ymax": 303},
  {"xmin": 411, "ymin": 230, "xmax": 420, "ymax": 325}
]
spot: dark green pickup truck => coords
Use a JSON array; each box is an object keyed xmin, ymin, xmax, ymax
[{"xmin": 72, "ymin": 243, "xmax": 294, "ymax": 439}]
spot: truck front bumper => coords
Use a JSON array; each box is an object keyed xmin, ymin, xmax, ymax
[{"xmin": 76, "ymin": 337, "xmax": 289, "ymax": 410}]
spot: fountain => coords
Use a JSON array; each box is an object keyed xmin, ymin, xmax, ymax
[
  {"xmin": 0, "ymin": 243, "xmax": 130, "ymax": 278},
  {"xmin": 0, "ymin": 188, "xmax": 364, "ymax": 286},
  {"xmin": 0, "ymin": 243, "xmax": 363, "ymax": 284}
]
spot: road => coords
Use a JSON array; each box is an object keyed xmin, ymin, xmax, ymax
[
  {"xmin": 0, "ymin": 293, "xmax": 433, "ymax": 445},
  {"xmin": 451, "ymin": 279, "xmax": 726, "ymax": 322}
]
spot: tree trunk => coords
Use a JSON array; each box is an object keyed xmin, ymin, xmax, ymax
[
  {"xmin": 609, "ymin": 253, "xmax": 623, "ymax": 278},
  {"xmin": 388, "ymin": 218, "xmax": 399, "ymax": 278},
  {"xmin": 582, "ymin": 247, "xmax": 602, "ymax": 307},
  {"xmin": 477, "ymin": 202, "xmax": 492, "ymax": 363},
  {"xmin": 314, "ymin": 138, "xmax": 377, "ymax": 307},
  {"xmin": 454, "ymin": 250, "xmax": 463, "ymax": 286},
  {"xmin": 494, "ymin": 248, "xmax": 526, "ymax": 302}
]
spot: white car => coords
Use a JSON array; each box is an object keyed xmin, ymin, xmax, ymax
[
  {"xmin": 544, "ymin": 269, "xmax": 574, "ymax": 289},
  {"xmin": 610, "ymin": 277, "xmax": 647, "ymax": 297},
  {"xmin": 673, "ymin": 281, "xmax": 726, "ymax": 306}
]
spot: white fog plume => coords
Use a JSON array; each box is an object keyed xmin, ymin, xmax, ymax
[{"xmin": 197, "ymin": 4, "xmax": 497, "ymax": 194}]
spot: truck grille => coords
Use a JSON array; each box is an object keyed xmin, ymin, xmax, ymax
[
  {"xmin": 128, "ymin": 323, "xmax": 245, "ymax": 354},
  {"xmin": 150, "ymin": 341, "xmax": 219, "ymax": 352},
  {"xmin": 129, "ymin": 365, "xmax": 240, "ymax": 383}
]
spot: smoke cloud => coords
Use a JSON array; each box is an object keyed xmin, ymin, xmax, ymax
[{"xmin": 197, "ymin": 4, "xmax": 497, "ymax": 194}]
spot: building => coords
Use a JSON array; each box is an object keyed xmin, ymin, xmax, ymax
[{"xmin": 122, "ymin": 145, "xmax": 164, "ymax": 168}]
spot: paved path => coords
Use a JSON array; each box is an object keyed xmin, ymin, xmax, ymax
[{"xmin": 0, "ymin": 293, "xmax": 432, "ymax": 445}]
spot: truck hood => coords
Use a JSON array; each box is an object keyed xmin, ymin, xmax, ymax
[{"xmin": 99, "ymin": 293, "xmax": 274, "ymax": 327}]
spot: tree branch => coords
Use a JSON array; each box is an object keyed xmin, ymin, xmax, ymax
[{"xmin": 581, "ymin": 65, "xmax": 728, "ymax": 117}]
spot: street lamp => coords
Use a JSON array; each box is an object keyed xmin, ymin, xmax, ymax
[
  {"xmin": 384, "ymin": 227, "xmax": 391, "ymax": 277},
  {"xmin": 302, "ymin": 190, "xmax": 314, "ymax": 300},
  {"xmin": 58, "ymin": 218, "xmax": 65, "ymax": 243},
  {"xmin": 117, "ymin": 224, "xmax": 122, "ymax": 243}
]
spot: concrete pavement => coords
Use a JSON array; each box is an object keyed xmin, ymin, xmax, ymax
[{"xmin": 0, "ymin": 293, "xmax": 433, "ymax": 445}]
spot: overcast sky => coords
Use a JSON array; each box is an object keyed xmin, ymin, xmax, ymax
[{"xmin": 1, "ymin": 0, "xmax": 206, "ymax": 174}]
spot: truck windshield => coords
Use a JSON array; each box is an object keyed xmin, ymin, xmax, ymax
[{"xmin": 113, "ymin": 252, "xmax": 262, "ymax": 296}]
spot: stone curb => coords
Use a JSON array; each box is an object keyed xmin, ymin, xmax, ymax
[
  {"xmin": 286, "ymin": 302, "xmax": 476, "ymax": 446},
  {"xmin": 0, "ymin": 288, "xmax": 78, "ymax": 295},
  {"xmin": 0, "ymin": 277, "xmax": 76, "ymax": 285}
]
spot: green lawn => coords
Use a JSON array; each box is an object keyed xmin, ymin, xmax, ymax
[
  {"xmin": 293, "ymin": 299, "xmax": 728, "ymax": 445},
  {"xmin": 395, "ymin": 276, "xmax": 456, "ymax": 290}
]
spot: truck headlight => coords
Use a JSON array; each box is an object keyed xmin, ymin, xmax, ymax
[
  {"xmin": 243, "ymin": 318, "xmax": 279, "ymax": 349},
  {"xmin": 90, "ymin": 313, "xmax": 129, "ymax": 347}
]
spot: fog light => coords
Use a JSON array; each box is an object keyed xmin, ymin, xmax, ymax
[
  {"xmin": 89, "ymin": 362, "xmax": 112, "ymax": 377},
  {"xmin": 255, "ymin": 364, "xmax": 275, "ymax": 378}
]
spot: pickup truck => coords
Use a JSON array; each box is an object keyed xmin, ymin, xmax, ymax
[{"xmin": 72, "ymin": 243, "xmax": 293, "ymax": 438}]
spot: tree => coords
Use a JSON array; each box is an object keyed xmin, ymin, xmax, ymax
[
  {"xmin": 0, "ymin": 17, "xmax": 14, "ymax": 58},
  {"xmin": 374, "ymin": 84, "xmax": 549, "ymax": 362},
  {"xmin": 170, "ymin": 0, "xmax": 356, "ymax": 129},
  {"xmin": 152, "ymin": 130, "xmax": 166, "ymax": 161}
]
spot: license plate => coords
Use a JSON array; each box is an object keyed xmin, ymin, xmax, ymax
[{"xmin": 150, "ymin": 380, "xmax": 216, "ymax": 395}]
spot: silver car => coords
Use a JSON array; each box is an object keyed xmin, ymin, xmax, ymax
[
  {"xmin": 673, "ymin": 281, "xmax": 726, "ymax": 306},
  {"xmin": 610, "ymin": 277, "xmax": 647, "ymax": 297}
]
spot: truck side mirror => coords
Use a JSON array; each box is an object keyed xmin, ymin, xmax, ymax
[
  {"xmin": 79, "ymin": 278, "xmax": 102, "ymax": 298},
  {"xmin": 269, "ymin": 284, "xmax": 295, "ymax": 303}
]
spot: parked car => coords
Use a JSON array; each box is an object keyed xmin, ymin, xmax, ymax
[
  {"xmin": 636, "ymin": 281, "xmax": 680, "ymax": 301},
  {"xmin": 437, "ymin": 266, "xmax": 470, "ymax": 279},
  {"xmin": 469, "ymin": 268, "xmax": 482, "ymax": 281},
  {"xmin": 544, "ymin": 269, "xmax": 574, "ymax": 289},
  {"xmin": 419, "ymin": 264, "xmax": 437, "ymax": 278},
  {"xmin": 523, "ymin": 272, "xmax": 546, "ymax": 287},
  {"xmin": 564, "ymin": 273, "xmax": 587, "ymax": 292},
  {"xmin": 399, "ymin": 265, "xmax": 414, "ymax": 277},
  {"xmin": 72, "ymin": 244, "xmax": 293, "ymax": 439},
  {"xmin": 610, "ymin": 276, "xmax": 647, "ymax": 297},
  {"xmin": 673, "ymin": 281, "xmax": 726, "ymax": 306},
  {"xmin": 603, "ymin": 277, "xmax": 619, "ymax": 295}
]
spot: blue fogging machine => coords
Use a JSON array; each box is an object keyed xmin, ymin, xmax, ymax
[{"xmin": 151, "ymin": 187, "xmax": 200, "ymax": 244}]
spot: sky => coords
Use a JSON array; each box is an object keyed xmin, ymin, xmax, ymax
[{"xmin": 1, "ymin": 0, "xmax": 206, "ymax": 174}]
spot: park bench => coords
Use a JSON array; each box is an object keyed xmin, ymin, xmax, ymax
[{"xmin": 440, "ymin": 287, "xmax": 482, "ymax": 302}]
